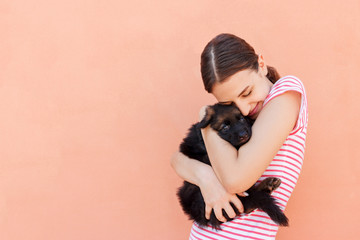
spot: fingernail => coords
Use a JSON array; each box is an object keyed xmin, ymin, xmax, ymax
[{"xmin": 243, "ymin": 192, "xmax": 249, "ymax": 196}]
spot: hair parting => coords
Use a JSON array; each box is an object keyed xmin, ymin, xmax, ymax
[{"xmin": 201, "ymin": 33, "xmax": 280, "ymax": 93}]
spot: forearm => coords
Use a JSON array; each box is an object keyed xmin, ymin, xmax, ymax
[
  {"xmin": 200, "ymin": 127, "xmax": 253, "ymax": 193},
  {"xmin": 170, "ymin": 151, "xmax": 216, "ymax": 187}
]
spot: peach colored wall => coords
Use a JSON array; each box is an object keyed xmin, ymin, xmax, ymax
[{"xmin": 1, "ymin": 0, "xmax": 359, "ymax": 239}]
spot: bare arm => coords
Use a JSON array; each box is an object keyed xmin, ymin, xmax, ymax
[
  {"xmin": 202, "ymin": 91, "xmax": 301, "ymax": 193},
  {"xmin": 170, "ymin": 151, "xmax": 214, "ymax": 187},
  {"xmin": 170, "ymin": 151, "xmax": 245, "ymax": 222}
]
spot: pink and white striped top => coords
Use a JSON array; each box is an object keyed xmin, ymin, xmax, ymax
[{"xmin": 189, "ymin": 76, "xmax": 308, "ymax": 240}]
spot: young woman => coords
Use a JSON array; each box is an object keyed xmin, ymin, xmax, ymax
[{"xmin": 171, "ymin": 33, "xmax": 308, "ymax": 240}]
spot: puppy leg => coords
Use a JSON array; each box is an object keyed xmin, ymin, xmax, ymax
[{"xmin": 256, "ymin": 177, "xmax": 282, "ymax": 194}]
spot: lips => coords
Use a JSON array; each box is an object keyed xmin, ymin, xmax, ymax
[{"xmin": 249, "ymin": 103, "xmax": 259, "ymax": 117}]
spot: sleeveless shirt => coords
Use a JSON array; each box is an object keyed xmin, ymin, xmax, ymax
[{"xmin": 189, "ymin": 76, "xmax": 308, "ymax": 240}]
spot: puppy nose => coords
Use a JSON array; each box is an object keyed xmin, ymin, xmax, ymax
[{"xmin": 238, "ymin": 130, "xmax": 249, "ymax": 142}]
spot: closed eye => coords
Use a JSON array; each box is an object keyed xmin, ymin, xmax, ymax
[{"xmin": 242, "ymin": 90, "xmax": 252, "ymax": 97}]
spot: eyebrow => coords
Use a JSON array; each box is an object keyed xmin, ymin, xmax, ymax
[{"xmin": 218, "ymin": 86, "xmax": 249, "ymax": 105}]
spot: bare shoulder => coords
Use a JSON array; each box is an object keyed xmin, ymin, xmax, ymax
[
  {"xmin": 252, "ymin": 90, "xmax": 300, "ymax": 142},
  {"xmin": 238, "ymin": 91, "xmax": 301, "ymax": 178}
]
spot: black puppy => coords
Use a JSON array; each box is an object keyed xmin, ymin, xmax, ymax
[{"xmin": 177, "ymin": 103, "xmax": 288, "ymax": 230}]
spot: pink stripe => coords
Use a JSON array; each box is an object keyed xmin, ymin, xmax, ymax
[
  {"xmin": 268, "ymin": 164, "xmax": 300, "ymax": 176},
  {"xmin": 274, "ymin": 158, "xmax": 301, "ymax": 172},
  {"xmin": 290, "ymin": 132, "xmax": 306, "ymax": 140},
  {"xmin": 283, "ymin": 155, "xmax": 303, "ymax": 167},
  {"xmin": 279, "ymin": 148, "xmax": 303, "ymax": 160},
  {"xmin": 270, "ymin": 84, "xmax": 302, "ymax": 93},
  {"xmin": 282, "ymin": 140, "xmax": 304, "ymax": 149},
  {"xmin": 192, "ymin": 226, "xmax": 222, "ymax": 240},
  {"xmin": 286, "ymin": 138, "xmax": 304, "ymax": 148},
  {"xmin": 278, "ymin": 180, "xmax": 295, "ymax": 190},
  {"xmin": 266, "ymin": 84, "xmax": 302, "ymax": 99},
  {"xmin": 267, "ymin": 87, "xmax": 298, "ymax": 97},
  {"xmin": 262, "ymin": 170, "xmax": 298, "ymax": 184},
  {"xmin": 290, "ymin": 126, "xmax": 302, "ymax": 135},
  {"xmin": 261, "ymin": 171, "xmax": 298, "ymax": 185},
  {"xmin": 268, "ymin": 164, "xmax": 298, "ymax": 174},
  {"xmin": 222, "ymin": 224, "xmax": 277, "ymax": 239},
  {"xmin": 193, "ymin": 224, "xmax": 225, "ymax": 240},
  {"xmin": 277, "ymin": 202, "xmax": 286, "ymax": 208},
  {"xmin": 267, "ymin": 162, "xmax": 300, "ymax": 174},
  {"xmin": 294, "ymin": 134, "xmax": 306, "ymax": 142},
  {"xmin": 237, "ymin": 215, "xmax": 277, "ymax": 227},
  {"xmin": 281, "ymin": 76, "xmax": 302, "ymax": 84},
  {"xmin": 221, "ymin": 226, "xmax": 277, "ymax": 238},
  {"xmin": 275, "ymin": 154, "xmax": 302, "ymax": 167},
  {"xmin": 270, "ymin": 158, "xmax": 286, "ymax": 163},
  {"xmin": 273, "ymin": 195, "xmax": 288, "ymax": 203},
  {"xmin": 281, "ymin": 82, "xmax": 302, "ymax": 90},
  {"xmin": 276, "ymin": 189, "xmax": 291, "ymax": 198},
  {"xmin": 189, "ymin": 231, "xmax": 196, "ymax": 240},
  {"xmin": 278, "ymin": 186, "xmax": 292, "ymax": 195},
  {"xmin": 272, "ymin": 78, "xmax": 301, "ymax": 88},
  {"xmin": 282, "ymin": 143, "xmax": 304, "ymax": 153},
  {"xmin": 227, "ymin": 222, "xmax": 278, "ymax": 232},
  {"xmin": 282, "ymin": 169, "xmax": 300, "ymax": 181},
  {"xmin": 194, "ymin": 223, "xmax": 265, "ymax": 240},
  {"xmin": 300, "ymin": 133, "xmax": 307, "ymax": 140}
]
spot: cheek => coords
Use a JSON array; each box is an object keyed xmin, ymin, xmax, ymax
[
  {"xmin": 254, "ymin": 78, "xmax": 272, "ymax": 101},
  {"xmin": 251, "ymin": 91, "xmax": 266, "ymax": 103},
  {"xmin": 258, "ymin": 85, "xmax": 270, "ymax": 101}
]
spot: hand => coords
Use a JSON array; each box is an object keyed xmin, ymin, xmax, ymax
[{"xmin": 198, "ymin": 168, "xmax": 246, "ymax": 222}]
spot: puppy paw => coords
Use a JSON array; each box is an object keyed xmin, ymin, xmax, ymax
[{"xmin": 257, "ymin": 177, "xmax": 282, "ymax": 193}]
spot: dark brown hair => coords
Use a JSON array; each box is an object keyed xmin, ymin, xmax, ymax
[{"xmin": 201, "ymin": 33, "xmax": 280, "ymax": 93}]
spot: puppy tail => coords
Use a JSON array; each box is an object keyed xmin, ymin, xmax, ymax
[
  {"xmin": 248, "ymin": 191, "xmax": 289, "ymax": 226},
  {"xmin": 258, "ymin": 195, "xmax": 289, "ymax": 226}
]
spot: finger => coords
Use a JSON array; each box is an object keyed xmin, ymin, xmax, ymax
[
  {"xmin": 231, "ymin": 197, "xmax": 244, "ymax": 213},
  {"xmin": 237, "ymin": 192, "xmax": 249, "ymax": 197},
  {"xmin": 214, "ymin": 207, "xmax": 226, "ymax": 222},
  {"xmin": 223, "ymin": 203, "xmax": 236, "ymax": 219},
  {"xmin": 205, "ymin": 205, "xmax": 212, "ymax": 220}
]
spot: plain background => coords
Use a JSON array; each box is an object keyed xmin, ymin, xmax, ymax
[{"xmin": 1, "ymin": 0, "xmax": 359, "ymax": 239}]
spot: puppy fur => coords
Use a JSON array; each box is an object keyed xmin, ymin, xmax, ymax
[{"xmin": 177, "ymin": 103, "xmax": 289, "ymax": 230}]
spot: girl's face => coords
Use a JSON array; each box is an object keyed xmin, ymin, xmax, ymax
[{"xmin": 211, "ymin": 67, "xmax": 273, "ymax": 119}]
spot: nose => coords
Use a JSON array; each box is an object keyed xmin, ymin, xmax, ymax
[
  {"xmin": 238, "ymin": 130, "xmax": 249, "ymax": 143},
  {"xmin": 234, "ymin": 100, "xmax": 251, "ymax": 116}
]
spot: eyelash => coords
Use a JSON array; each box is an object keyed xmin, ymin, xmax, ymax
[{"xmin": 243, "ymin": 90, "xmax": 252, "ymax": 97}]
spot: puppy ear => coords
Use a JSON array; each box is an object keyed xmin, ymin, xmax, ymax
[{"xmin": 198, "ymin": 107, "xmax": 215, "ymax": 128}]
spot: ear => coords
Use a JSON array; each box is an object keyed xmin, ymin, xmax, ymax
[
  {"xmin": 198, "ymin": 107, "xmax": 215, "ymax": 128},
  {"xmin": 258, "ymin": 54, "xmax": 268, "ymax": 76}
]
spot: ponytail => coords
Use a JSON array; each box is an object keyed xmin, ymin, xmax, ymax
[{"xmin": 266, "ymin": 65, "xmax": 281, "ymax": 84}]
